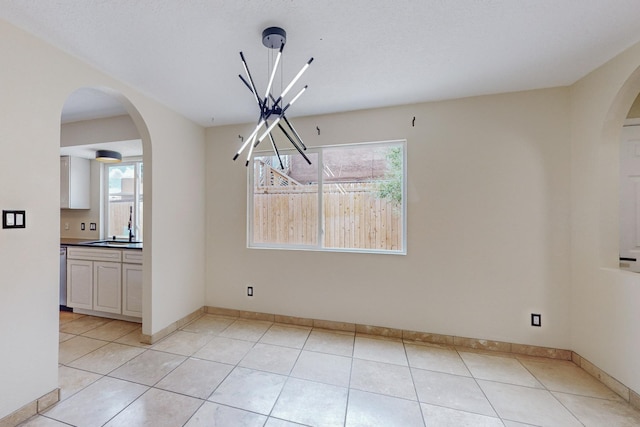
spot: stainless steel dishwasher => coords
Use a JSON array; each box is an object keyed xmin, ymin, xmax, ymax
[{"xmin": 60, "ymin": 246, "xmax": 68, "ymax": 309}]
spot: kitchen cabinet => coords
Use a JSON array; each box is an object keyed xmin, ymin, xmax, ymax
[
  {"xmin": 66, "ymin": 247, "xmax": 139, "ymax": 319},
  {"xmin": 122, "ymin": 264, "xmax": 142, "ymax": 317},
  {"xmin": 93, "ymin": 261, "xmax": 122, "ymax": 314},
  {"xmin": 67, "ymin": 259, "xmax": 93, "ymax": 310},
  {"xmin": 122, "ymin": 250, "xmax": 143, "ymax": 317},
  {"xmin": 60, "ymin": 155, "xmax": 90, "ymax": 209}
]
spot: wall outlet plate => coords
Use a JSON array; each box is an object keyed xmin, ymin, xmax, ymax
[
  {"xmin": 531, "ymin": 313, "xmax": 542, "ymax": 327},
  {"xmin": 247, "ymin": 286, "xmax": 254, "ymax": 297},
  {"xmin": 81, "ymin": 223, "xmax": 85, "ymax": 231},
  {"xmin": 90, "ymin": 223, "xmax": 96, "ymax": 231}
]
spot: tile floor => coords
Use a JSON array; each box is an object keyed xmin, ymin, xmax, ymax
[{"xmin": 18, "ymin": 311, "xmax": 640, "ymax": 426}]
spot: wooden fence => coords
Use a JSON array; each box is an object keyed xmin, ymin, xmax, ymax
[
  {"xmin": 253, "ymin": 183, "xmax": 402, "ymax": 250},
  {"xmin": 108, "ymin": 200, "xmax": 142, "ymax": 238}
]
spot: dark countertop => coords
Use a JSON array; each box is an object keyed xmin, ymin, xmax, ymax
[{"xmin": 61, "ymin": 238, "xmax": 143, "ymax": 250}]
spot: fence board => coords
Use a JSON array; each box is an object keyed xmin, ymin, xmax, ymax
[{"xmin": 253, "ymin": 184, "xmax": 401, "ymax": 250}]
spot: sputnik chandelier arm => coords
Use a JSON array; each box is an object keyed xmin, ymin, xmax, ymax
[{"xmin": 233, "ymin": 27, "xmax": 314, "ymax": 167}]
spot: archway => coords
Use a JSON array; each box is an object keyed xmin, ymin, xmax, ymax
[
  {"xmin": 618, "ymin": 96, "xmax": 640, "ymax": 272},
  {"xmin": 59, "ymin": 87, "xmax": 153, "ymax": 334},
  {"xmin": 599, "ymin": 65, "xmax": 640, "ymax": 270}
]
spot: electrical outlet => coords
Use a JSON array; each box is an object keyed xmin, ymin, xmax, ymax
[
  {"xmin": 531, "ymin": 313, "xmax": 541, "ymax": 327},
  {"xmin": 90, "ymin": 223, "xmax": 96, "ymax": 231},
  {"xmin": 247, "ymin": 286, "xmax": 254, "ymax": 297},
  {"xmin": 64, "ymin": 222, "xmax": 69, "ymax": 230},
  {"xmin": 80, "ymin": 223, "xmax": 85, "ymax": 231}
]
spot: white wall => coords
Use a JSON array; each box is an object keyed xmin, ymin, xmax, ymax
[
  {"xmin": 0, "ymin": 19, "xmax": 205, "ymax": 419},
  {"xmin": 569, "ymin": 42, "xmax": 640, "ymax": 394},
  {"xmin": 206, "ymin": 87, "xmax": 572, "ymax": 349}
]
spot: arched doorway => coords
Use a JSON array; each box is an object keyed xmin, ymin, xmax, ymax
[
  {"xmin": 618, "ymin": 96, "xmax": 640, "ymax": 272},
  {"xmin": 59, "ymin": 87, "xmax": 153, "ymax": 335},
  {"xmin": 598, "ymin": 65, "xmax": 640, "ymax": 270}
]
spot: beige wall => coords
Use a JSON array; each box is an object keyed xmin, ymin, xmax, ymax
[
  {"xmin": 206, "ymin": 87, "xmax": 572, "ymax": 349},
  {"xmin": 0, "ymin": 19, "xmax": 205, "ymax": 419}
]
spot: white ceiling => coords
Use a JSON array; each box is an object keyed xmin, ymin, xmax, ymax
[{"xmin": 2, "ymin": 1, "xmax": 640, "ymax": 127}]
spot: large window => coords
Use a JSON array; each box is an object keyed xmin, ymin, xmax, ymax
[
  {"xmin": 104, "ymin": 160, "xmax": 143, "ymax": 241},
  {"xmin": 249, "ymin": 140, "xmax": 406, "ymax": 254}
]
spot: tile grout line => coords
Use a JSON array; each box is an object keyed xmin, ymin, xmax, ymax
[
  {"xmin": 260, "ymin": 321, "xmax": 306, "ymax": 422},
  {"xmin": 343, "ymin": 331, "xmax": 357, "ymax": 427},
  {"xmin": 104, "ymin": 315, "xmax": 231, "ymax": 426},
  {"xmin": 516, "ymin": 358, "xmax": 586, "ymax": 426},
  {"xmin": 191, "ymin": 316, "xmax": 276, "ymax": 420},
  {"xmin": 455, "ymin": 347, "xmax": 505, "ymax": 425},
  {"xmin": 402, "ymin": 341, "xmax": 428, "ymax": 427}
]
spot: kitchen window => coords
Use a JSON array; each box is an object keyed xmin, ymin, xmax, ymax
[
  {"xmin": 104, "ymin": 160, "xmax": 143, "ymax": 241},
  {"xmin": 249, "ymin": 140, "xmax": 406, "ymax": 254}
]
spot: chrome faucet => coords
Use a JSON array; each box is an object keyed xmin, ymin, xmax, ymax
[{"xmin": 128, "ymin": 206, "xmax": 135, "ymax": 242}]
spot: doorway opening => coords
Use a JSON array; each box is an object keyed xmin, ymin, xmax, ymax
[
  {"xmin": 59, "ymin": 87, "xmax": 152, "ymax": 335},
  {"xmin": 619, "ymin": 94, "xmax": 640, "ymax": 272}
]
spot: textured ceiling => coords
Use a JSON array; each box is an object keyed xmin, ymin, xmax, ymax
[{"xmin": 2, "ymin": 0, "xmax": 640, "ymax": 127}]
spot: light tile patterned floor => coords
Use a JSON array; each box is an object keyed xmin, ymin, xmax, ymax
[{"xmin": 18, "ymin": 311, "xmax": 640, "ymax": 426}]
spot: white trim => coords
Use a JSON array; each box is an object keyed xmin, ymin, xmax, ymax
[{"xmin": 103, "ymin": 160, "xmax": 143, "ymax": 240}]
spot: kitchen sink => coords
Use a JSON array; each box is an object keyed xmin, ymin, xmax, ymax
[{"xmin": 81, "ymin": 240, "xmax": 143, "ymax": 248}]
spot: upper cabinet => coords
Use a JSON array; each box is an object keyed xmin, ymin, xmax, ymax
[{"xmin": 60, "ymin": 155, "xmax": 90, "ymax": 209}]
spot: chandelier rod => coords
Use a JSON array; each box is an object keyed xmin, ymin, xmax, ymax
[{"xmin": 233, "ymin": 27, "xmax": 313, "ymax": 167}]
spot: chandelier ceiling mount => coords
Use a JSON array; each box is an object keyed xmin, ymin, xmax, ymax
[{"xmin": 262, "ymin": 26, "xmax": 286, "ymax": 49}]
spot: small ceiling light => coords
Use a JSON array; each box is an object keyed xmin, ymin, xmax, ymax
[
  {"xmin": 95, "ymin": 149, "xmax": 122, "ymax": 163},
  {"xmin": 233, "ymin": 27, "xmax": 314, "ymax": 168}
]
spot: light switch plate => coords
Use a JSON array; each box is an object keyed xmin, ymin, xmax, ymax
[{"xmin": 3, "ymin": 210, "xmax": 26, "ymax": 229}]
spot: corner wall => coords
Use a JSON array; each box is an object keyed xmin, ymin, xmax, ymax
[{"xmin": 205, "ymin": 87, "xmax": 572, "ymax": 350}]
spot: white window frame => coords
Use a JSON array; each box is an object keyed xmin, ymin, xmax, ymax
[
  {"xmin": 248, "ymin": 139, "xmax": 407, "ymax": 255},
  {"xmin": 103, "ymin": 158, "xmax": 143, "ymax": 241}
]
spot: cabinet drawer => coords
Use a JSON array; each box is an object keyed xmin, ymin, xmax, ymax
[
  {"xmin": 122, "ymin": 250, "xmax": 143, "ymax": 264},
  {"xmin": 67, "ymin": 247, "xmax": 122, "ymax": 262}
]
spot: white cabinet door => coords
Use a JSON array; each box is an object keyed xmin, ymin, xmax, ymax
[
  {"xmin": 93, "ymin": 261, "xmax": 122, "ymax": 314},
  {"xmin": 60, "ymin": 156, "xmax": 90, "ymax": 209},
  {"xmin": 122, "ymin": 264, "xmax": 142, "ymax": 317},
  {"xmin": 67, "ymin": 259, "xmax": 93, "ymax": 310}
]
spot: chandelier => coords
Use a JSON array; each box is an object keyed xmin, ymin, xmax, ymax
[{"xmin": 233, "ymin": 27, "xmax": 314, "ymax": 168}]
